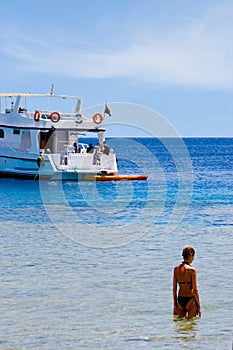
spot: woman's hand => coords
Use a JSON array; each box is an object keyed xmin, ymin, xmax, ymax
[
  {"xmin": 196, "ymin": 307, "xmax": 201, "ymax": 317},
  {"xmin": 173, "ymin": 306, "xmax": 178, "ymax": 315}
]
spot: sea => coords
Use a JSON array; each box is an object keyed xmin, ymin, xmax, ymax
[{"xmin": 0, "ymin": 137, "xmax": 232, "ymax": 349}]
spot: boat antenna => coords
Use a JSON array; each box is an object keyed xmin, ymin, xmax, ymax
[{"xmin": 49, "ymin": 84, "xmax": 54, "ymax": 95}]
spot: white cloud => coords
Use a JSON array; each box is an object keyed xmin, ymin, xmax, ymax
[{"xmin": 1, "ymin": 2, "xmax": 233, "ymax": 89}]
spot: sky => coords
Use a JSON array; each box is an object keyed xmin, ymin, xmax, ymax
[{"xmin": 0, "ymin": 0, "xmax": 233, "ymax": 136}]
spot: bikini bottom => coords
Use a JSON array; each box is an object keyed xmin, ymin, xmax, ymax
[{"xmin": 178, "ymin": 296, "xmax": 194, "ymax": 309}]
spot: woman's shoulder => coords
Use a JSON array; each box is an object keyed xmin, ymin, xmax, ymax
[
  {"xmin": 174, "ymin": 263, "xmax": 196, "ymax": 272},
  {"xmin": 185, "ymin": 264, "xmax": 196, "ymax": 272},
  {"xmin": 186, "ymin": 265, "xmax": 196, "ymax": 277},
  {"xmin": 174, "ymin": 264, "xmax": 183, "ymax": 272}
]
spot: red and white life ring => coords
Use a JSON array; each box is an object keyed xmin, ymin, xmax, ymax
[
  {"xmin": 34, "ymin": 110, "xmax": 41, "ymax": 122},
  {"xmin": 50, "ymin": 111, "xmax": 61, "ymax": 123},
  {"xmin": 93, "ymin": 113, "xmax": 103, "ymax": 124}
]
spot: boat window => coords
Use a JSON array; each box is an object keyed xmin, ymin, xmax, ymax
[
  {"xmin": 13, "ymin": 129, "xmax": 20, "ymax": 135},
  {"xmin": 19, "ymin": 131, "xmax": 32, "ymax": 151},
  {"xmin": 18, "ymin": 107, "xmax": 27, "ymax": 113},
  {"xmin": 40, "ymin": 132, "xmax": 48, "ymax": 149},
  {"xmin": 0, "ymin": 129, "xmax": 4, "ymax": 138}
]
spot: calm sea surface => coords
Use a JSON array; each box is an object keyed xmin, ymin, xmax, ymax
[{"xmin": 0, "ymin": 138, "xmax": 232, "ymax": 349}]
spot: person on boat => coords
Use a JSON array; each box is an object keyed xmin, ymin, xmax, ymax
[
  {"xmin": 92, "ymin": 145, "xmax": 101, "ymax": 165},
  {"xmin": 87, "ymin": 143, "xmax": 94, "ymax": 153},
  {"xmin": 102, "ymin": 141, "xmax": 110, "ymax": 155},
  {"xmin": 73, "ymin": 142, "xmax": 78, "ymax": 153},
  {"xmin": 173, "ymin": 246, "xmax": 201, "ymax": 318},
  {"xmin": 37, "ymin": 152, "xmax": 44, "ymax": 167}
]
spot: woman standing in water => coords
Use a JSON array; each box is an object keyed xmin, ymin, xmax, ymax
[{"xmin": 173, "ymin": 246, "xmax": 201, "ymax": 318}]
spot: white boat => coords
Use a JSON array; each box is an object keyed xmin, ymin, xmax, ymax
[{"xmin": 0, "ymin": 91, "xmax": 118, "ymax": 180}]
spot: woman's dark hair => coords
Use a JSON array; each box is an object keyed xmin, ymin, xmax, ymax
[{"xmin": 182, "ymin": 246, "xmax": 195, "ymax": 259}]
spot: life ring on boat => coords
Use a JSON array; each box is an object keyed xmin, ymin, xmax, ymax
[
  {"xmin": 50, "ymin": 112, "xmax": 61, "ymax": 123},
  {"xmin": 34, "ymin": 110, "xmax": 41, "ymax": 122},
  {"xmin": 93, "ymin": 113, "xmax": 103, "ymax": 124}
]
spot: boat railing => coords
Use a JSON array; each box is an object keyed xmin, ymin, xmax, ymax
[
  {"xmin": 14, "ymin": 108, "xmax": 92, "ymax": 124},
  {"xmin": 16, "ymin": 110, "xmax": 76, "ymax": 120}
]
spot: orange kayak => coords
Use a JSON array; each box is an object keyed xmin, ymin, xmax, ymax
[{"xmin": 83, "ymin": 174, "xmax": 148, "ymax": 181}]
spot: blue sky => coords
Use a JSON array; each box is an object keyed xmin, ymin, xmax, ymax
[{"xmin": 1, "ymin": 0, "xmax": 233, "ymax": 136}]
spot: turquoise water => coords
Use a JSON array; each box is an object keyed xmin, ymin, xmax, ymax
[{"xmin": 0, "ymin": 138, "xmax": 232, "ymax": 349}]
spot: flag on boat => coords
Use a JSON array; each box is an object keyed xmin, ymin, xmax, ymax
[{"xmin": 104, "ymin": 103, "xmax": 111, "ymax": 116}]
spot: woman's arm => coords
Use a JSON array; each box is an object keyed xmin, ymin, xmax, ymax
[
  {"xmin": 173, "ymin": 268, "xmax": 178, "ymax": 315},
  {"xmin": 192, "ymin": 268, "xmax": 201, "ymax": 317}
]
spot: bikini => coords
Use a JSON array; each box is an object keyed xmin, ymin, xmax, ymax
[
  {"xmin": 177, "ymin": 296, "xmax": 194, "ymax": 308},
  {"xmin": 177, "ymin": 261, "xmax": 194, "ymax": 308}
]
